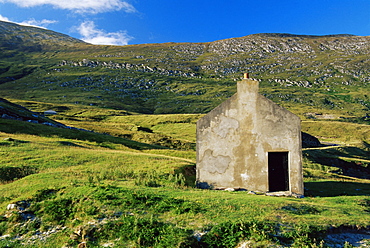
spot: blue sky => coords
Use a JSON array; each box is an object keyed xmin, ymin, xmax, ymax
[{"xmin": 0, "ymin": 0, "xmax": 369, "ymax": 45}]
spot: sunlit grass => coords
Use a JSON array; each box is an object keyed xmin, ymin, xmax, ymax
[
  {"xmin": 302, "ymin": 120, "xmax": 370, "ymax": 145},
  {"xmin": 0, "ymin": 110, "xmax": 369, "ymax": 247}
]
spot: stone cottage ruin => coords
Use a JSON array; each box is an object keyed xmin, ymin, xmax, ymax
[{"xmin": 196, "ymin": 74, "xmax": 303, "ymax": 195}]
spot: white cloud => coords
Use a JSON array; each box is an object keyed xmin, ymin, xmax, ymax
[
  {"xmin": 0, "ymin": 0, "xmax": 136, "ymax": 13},
  {"xmin": 18, "ymin": 18, "xmax": 58, "ymax": 28},
  {"xmin": 0, "ymin": 14, "xmax": 11, "ymax": 22},
  {"xmin": 77, "ymin": 21, "xmax": 133, "ymax": 45},
  {"xmin": 0, "ymin": 15, "xmax": 57, "ymax": 29}
]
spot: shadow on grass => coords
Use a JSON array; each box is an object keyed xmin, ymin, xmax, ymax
[
  {"xmin": 0, "ymin": 166, "xmax": 36, "ymax": 183},
  {"xmin": 304, "ymin": 148, "xmax": 370, "ymax": 179},
  {"xmin": 174, "ymin": 163, "xmax": 196, "ymax": 187},
  {"xmin": 304, "ymin": 181, "xmax": 370, "ymax": 197},
  {"xmin": 0, "ymin": 119, "xmax": 166, "ymax": 150},
  {"xmin": 0, "ymin": 138, "xmax": 30, "ymax": 146},
  {"xmin": 58, "ymin": 141, "xmax": 88, "ymax": 148}
]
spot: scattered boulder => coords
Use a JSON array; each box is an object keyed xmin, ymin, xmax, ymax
[
  {"xmin": 225, "ymin": 188, "xmax": 235, "ymax": 192},
  {"xmin": 4, "ymin": 200, "xmax": 34, "ymax": 220},
  {"xmin": 6, "ymin": 203, "xmax": 18, "ymax": 210},
  {"xmin": 44, "ymin": 110, "xmax": 57, "ymax": 115}
]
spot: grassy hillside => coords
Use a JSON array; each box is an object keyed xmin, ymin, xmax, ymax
[
  {"xmin": 0, "ymin": 100, "xmax": 369, "ymax": 247},
  {"xmin": 0, "ymin": 21, "xmax": 369, "ymax": 121}
]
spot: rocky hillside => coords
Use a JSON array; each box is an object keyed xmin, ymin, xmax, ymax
[
  {"xmin": 58, "ymin": 33, "xmax": 370, "ymax": 86},
  {"xmin": 0, "ymin": 21, "xmax": 369, "ymax": 119}
]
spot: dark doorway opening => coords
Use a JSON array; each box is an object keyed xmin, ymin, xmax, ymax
[{"xmin": 268, "ymin": 152, "xmax": 289, "ymax": 192}]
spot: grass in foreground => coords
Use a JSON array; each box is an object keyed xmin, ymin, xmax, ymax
[{"xmin": 0, "ymin": 115, "xmax": 369, "ymax": 247}]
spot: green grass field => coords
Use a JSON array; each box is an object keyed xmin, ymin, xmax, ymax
[{"xmin": 0, "ymin": 103, "xmax": 369, "ymax": 247}]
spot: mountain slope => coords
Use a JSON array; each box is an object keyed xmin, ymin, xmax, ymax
[
  {"xmin": 0, "ymin": 21, "xmax": 369, "ymax": 120},
  {"xmin": 0, "ymin": 21, "xmax": 86, "ymax": 51},
  {"xmin": 0, "ymin": 21, "xmax": 88, "ymax": 84}
]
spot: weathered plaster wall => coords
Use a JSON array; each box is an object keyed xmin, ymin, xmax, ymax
[
  {"xmin": 256, "ymin": 95, "xmax": 303, "ymax": 193},
  {"xmin": 196, "ymin": 78, "xmax": 303, "ymax": 194},
  {"xmin": 196, "ymin": 95, "xmax": 240, "ymax": 188}
]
